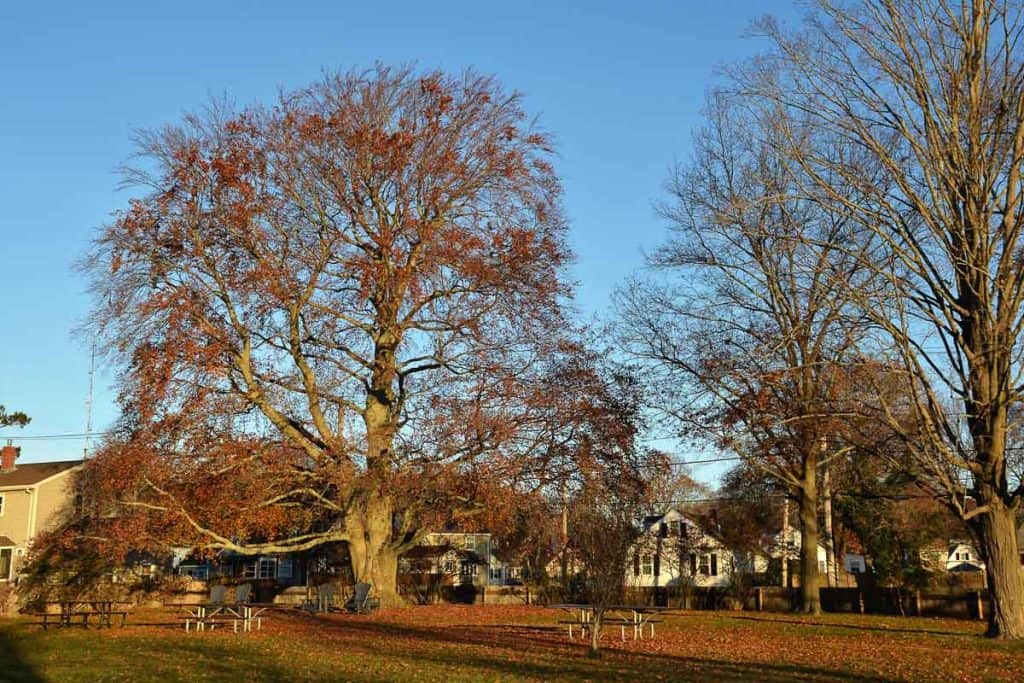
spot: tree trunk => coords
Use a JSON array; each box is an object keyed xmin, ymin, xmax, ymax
[
  {"xmin": 354, "ymin": 330, "xmax": 403, "ymax": 607},
  {"xmin": 346, "ymin": 491, "xmax": 402, "ymax": 608},
  {"xmin": 798, "ymin": 478, "xmax": 821, "ymax": 615},
  {"xmin": 975, "ymin": 499, "xmax": 1024, "ymax": 638}
]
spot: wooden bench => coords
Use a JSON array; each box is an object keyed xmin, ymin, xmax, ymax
[
  {"xmin": 29, "ymin": 609, "xmax": 130, "ymax": 630},
  {"xmin": 559, "ymin": 616, "xmax": 634, "ymax": 640},
  {"xmin": 181, "ymin": 615, "xmax": 235, "ymax": 632},
  {"xmin": 181, "ymin": 611, "xmax": 265, "ymax": 633},
  {"xmin": 636, "ymin": 617, "xmax": 663, "ymax": 639},
  {"xmin": 558, "ymin": 618, "xmax": 587, "ymax": 639},
  {"xmin": 25, "ymin": 611, "xmax": 84, "ymax": 630}
]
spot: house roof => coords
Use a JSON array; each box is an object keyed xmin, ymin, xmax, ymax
[{"xmin": 0, "ymin": 460, "xmax": 83, "ymax": 488}]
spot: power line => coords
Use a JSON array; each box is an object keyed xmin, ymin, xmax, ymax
[
  {"xmin": 0, "ymin": 431, "xmax": 114, "ymax": 442},
  {"xmin": 664, "ymin": 456, "xmax": 744, "ymax": 467}
]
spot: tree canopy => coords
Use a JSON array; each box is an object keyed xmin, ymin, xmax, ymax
[{"xmin": 81, "ymin": 65, "xmax": 585, "ymax": 603}]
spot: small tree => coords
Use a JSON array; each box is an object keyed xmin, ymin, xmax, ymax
[{"xmin": 568, "ymin": 492, "xmax": 641, "ymax": 657}]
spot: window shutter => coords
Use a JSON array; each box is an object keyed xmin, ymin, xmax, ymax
[
  {"xmin": 654, "ymin": 553, "xmax": 661, "ymax": 577},
  {"xmin": 633, "ymin": 553, "xmax": 640, "ymax": 576},
  {"xmin": 710, "ymin": 553, "xmax": 718, "ymax": 576},
  {"xmin": 689, "ymin": 553, "xmax": 697, "ymax": 575},
  {"xmin": 659, "ymin": 522, "xmax": 667, "ymax": 538}
]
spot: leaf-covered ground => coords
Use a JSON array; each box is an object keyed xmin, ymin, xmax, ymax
[{"xmin": 1, "ymin": 605, "xmax": 1022, "ymax": 682}]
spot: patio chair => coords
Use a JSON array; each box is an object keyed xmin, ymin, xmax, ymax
[
  {"xmin": 344, "ymin": 582, "xmax": 380, "ymax": 614},
  {"xmin": 316, "ymin": 583, "xmax": 336, "ymax": 612},
  {"xmin": 235, "ymin": 583, "xmax": 253, "ymax": 604},
  {"xmin": 209, "ymin": 584, "xmax": 228, "ymax": 604}
]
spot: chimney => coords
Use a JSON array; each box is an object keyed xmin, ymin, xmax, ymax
[{"xmin": 1, "ymin": 440, "xmax": 19, "ymax": 472}]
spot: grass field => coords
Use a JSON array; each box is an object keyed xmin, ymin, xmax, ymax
[{"xmin": 1, "ymin": 605, "xmax": 1023, "ymax": 682}]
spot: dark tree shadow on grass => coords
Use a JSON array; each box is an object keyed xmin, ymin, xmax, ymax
[
  {"xmin": 713, "ymin": 612, "xmax": 983, "ymax": 639},
  {"xmin": 0, "ymin": 630, "xmax": 45, "ymax": 682},
  {"xmin": 303, "ymin": 615, "xmax": 890, "ymax": 682}
]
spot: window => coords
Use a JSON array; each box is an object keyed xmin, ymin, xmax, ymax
[
  {"xmin": 442, "ymin": 559, "xmax": 456, "ymax": 574},
  {"xmin": 640, "ymin": 554, "xmax": 654, "ymax": 576},
  {"xmin": 693, "ymin": 553, "xmax": 718, "ymax": 576},
  {"xmin": 955, "ymin": 551, "xmax": 971, "ymax": 562},
  {"xmin": 460, "ymin": 561, "xmax": 478, "ymax": 577},
  {"xmin": 241, "ymin": 561, "xmax": 258, "ymax": 579},
  {"xmin": 0, "ymin": 548, "xmax": 12, "ymax": 581},
  {"xmin": 668, "ymin": 521, "xmax": 682, "ymax": 537},
  {"xmin": 178, "ymin": 565, "xmax": 209, "ymax": 581},
  {"xmin": 257, "ymin": 557, "xmax": 277, "ymax": 579},
  {"xmin": 490, "ymin": 567, "xmax": 504, "ymax": 581}
]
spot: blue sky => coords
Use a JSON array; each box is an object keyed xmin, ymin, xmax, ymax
[{"xmin": 0, "ymin": 0, "xmax": 802, "ymax": 480}]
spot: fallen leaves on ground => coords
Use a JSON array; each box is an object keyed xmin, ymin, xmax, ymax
[{"xmin": 0, "ymin": 605, "xmax": 1022, "ymax": 682}]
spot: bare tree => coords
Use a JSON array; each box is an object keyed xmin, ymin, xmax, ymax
[
  {"xmin": 750, "ymin": 0, "xmax": 1024, "ymax": 638},
  {"xmin": 568, "ymin": 485, "xmax": 643, "ymax": 657},
  {"xmin": 615, "ymin": 90, "xmax": 876, "ymax": 613}
]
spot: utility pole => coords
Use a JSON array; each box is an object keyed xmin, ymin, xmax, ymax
[
  {"xmin": 84, "ymin": 344, "xmax": 96, "ymax": 458},
  {"xmin": 560, "ymin": 478, "xmax": 569, "ymax": 586},
  {"xmin": 781, "ymin": 497, "xmax": 789, "ymax": 588},
  {"xmin": 822, "ymin": 464, "xmax": 837, "ymax": 587},
  {"xmin": 820, "ymin": 436, "xmax": 839, "ymax": 588}
]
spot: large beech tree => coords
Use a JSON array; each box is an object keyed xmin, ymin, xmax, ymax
[
  {"xmin": 751, "ymin": 0, "xmax": 1024, "ymax": 638},
  {"xmin": 82, "ymin": 66, "xmax": 573, "ymax": 605}
]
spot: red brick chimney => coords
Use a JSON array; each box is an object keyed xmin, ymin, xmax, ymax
[{"xmin": 1, "ymin": 441, "xmax": 19, "ymax": 472}]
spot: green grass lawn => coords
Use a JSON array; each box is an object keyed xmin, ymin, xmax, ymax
[{"xmin": 1, "ymin": 605, "xmax": 1023, "ymax": 682}]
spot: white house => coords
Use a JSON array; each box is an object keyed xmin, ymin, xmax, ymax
[
  {"xmin": 920, "ymin": 539, "xmax": 986, "ymax": 573},
  {"xmin": 627, "ymin": 508, "xmax": 767, "ymax": 589},
  {"xmin": 770, "ymin": 525, "xmax": 829, "ymax": 574}
]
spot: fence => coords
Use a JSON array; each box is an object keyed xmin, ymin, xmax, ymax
[{"xmin": 612, "ymin": 584, "xmax": 990, "ymax": 621}]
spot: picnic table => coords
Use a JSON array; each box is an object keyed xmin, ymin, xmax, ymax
[
  {"xmin": 170, "ymin": 601, "xmax": 275, "ymax": 632},
  {"xmin": 549, "ymin": 603, "xmax": 669, "ymax": 640},
  {"xmin": 607, "ymin": 605, "xmax": 670, "ymax": 640},
  {"xmin": 549, "ymin": 603, "xmax": 595, "ymax": 639},
  {"xmin": 33, "ymin": 599, "xmax": 131, "ymax": 629}
]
